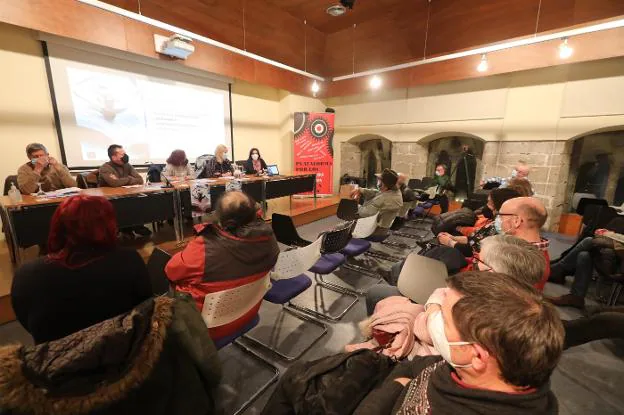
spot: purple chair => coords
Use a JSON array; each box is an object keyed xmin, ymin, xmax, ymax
[{"xmin": 243, "ymin": 237, "xmax": 328, "ymax": 360}]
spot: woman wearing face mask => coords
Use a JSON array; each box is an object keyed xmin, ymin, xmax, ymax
[
  {"xmin": 198, "ymin": 144, "xmax": 234, "ymax": 179},
  {"xmin": 243, "ymin": 148, "xmax": 268, "ymax": 175},
  {"xmin": 437, "ymin": 187, "xmax": 520, "ymax": 257}
]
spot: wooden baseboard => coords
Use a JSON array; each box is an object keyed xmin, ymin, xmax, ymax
[{"xmin": 0, "ymin": 295, "xmax": 15, "ymax": 325}]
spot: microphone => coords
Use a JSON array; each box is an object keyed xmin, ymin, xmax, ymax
[{"xmin": 162, "ymin": 175, "xmax": 174, "ymax": 188}]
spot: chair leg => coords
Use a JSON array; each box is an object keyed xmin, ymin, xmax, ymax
[
  {"xmin": 288, "ymin": 274, "xmax": 358, "ymax": 322},
  {"xmin": 228, "ymin": 339, "xmax": 280, "ymax": 415},
  {"xmin": 243, "ymin": 305, "xmax": 328, "ymax": 361},
  {"xmin": 336, "ymin": 262, "xmax": 384, "ymax": 295},
  {"xmin": 608, "ymin": 283, "xmax": 623, "ymax": 306},
  {"xmin": 364, "ymin": 250, "xmax": 403, "ymax": 263}
]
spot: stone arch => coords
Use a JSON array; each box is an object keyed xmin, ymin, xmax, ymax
[
  {"xmin": 341, "ymin": 134, "xmax": 393, "ymax": 186},
  {"xmin": 416, "ymin": 131, "xmax": 487, "ymax": 145}
]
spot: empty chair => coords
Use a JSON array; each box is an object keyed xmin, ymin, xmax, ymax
[
  {"xmin": 290, "ymin": 221, "xmax": 359, "ymax": 321},
  {"xmin": 200, "ymin": 274, "xmax": 279, "ymax": 414},
  {"xmin": 397, "ymin": 253, "xmax": 448, "ymax": 304},
  {"xmin": 243, "ymin": 236, "xmax": 328, "ymax": 360},
  {"xmin": 146, "ymin": 248, "xmax": 173, "ymax": 296},
  {"xmin": 407, "ymin": 178, "xmax": 422, "ymax": 190},
  {"xmin": 576, "ymin": 197, "xmax": 607, "ymax": 216},
  {"xmin": 420, "ymin": 176, "xmax": 435, "ymax": 189},
  {"xmin": 336, "ymin": 198, "xmax": 359, "ymax": 221},
  {"xmin": 271, "ymin": 213, "xmax": 311, "ymax": 247}
]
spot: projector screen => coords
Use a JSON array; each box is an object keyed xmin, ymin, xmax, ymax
[{"xmin": 44, "ymin": 42, "xmax": 232, "ymax": 168}]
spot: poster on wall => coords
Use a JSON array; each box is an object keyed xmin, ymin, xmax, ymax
[{"xmin": 293, "ymin": 112, "xmax": 335, "ymax": 195}]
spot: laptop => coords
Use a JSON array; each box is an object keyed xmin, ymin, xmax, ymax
[
  {"xmin": 397, "ymin": 253, "xmax": 448, "ymax": 304},
  {"xmin": 266, "ymin": 165, "xmax": 280, "ymax": 176}
]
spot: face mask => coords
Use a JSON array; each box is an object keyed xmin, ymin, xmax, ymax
[
  {"xmin": 435, "ymin": 171, "xmax": 442, "ymax": 176},
  {"xmin": 376, "ymin": 180, "xmax": 382, "ymax": 190},
  {"xmin": 428, "ymin": 310, "xmax": 474, "ymax": 368},
  {"xmin": 251, "ymin": 154, "xmax": 259, "ymax": 161},
  {"xmin": 494, "ymin": 215, "xmax": 504, "ymax": 234},
  {"xmin": 482, "ymin": 206, "xmax": 494, "ymax": 220},
  {"xmin": 511, "ymin": 169, "xmax": 518, "ymax": 178},
  {"xmin": 31, "ymin": 158, "xmax": 38, "ymax": 165},
  {"xmin": 121, "ymin": 154, "xmax": 129, "ymax": 164}
]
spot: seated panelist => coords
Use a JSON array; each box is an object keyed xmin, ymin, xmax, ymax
[
  {"xmin": 244, "ymin": 147, "xmax": 268, "ymax": 175},
  {"xmin": 198, "ymin": 144, "xmax": 233, "ymax": 179},
  {"xmin": 17, "ymin": 143, "xmax": 76, "ymax": 194},
  {"xmin": 161, "ymin": 149, "xmax": 194, "ymax": 181}
]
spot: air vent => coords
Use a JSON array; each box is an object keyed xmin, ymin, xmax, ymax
[{"xmin": 326, "ymin": 4, "xmax": 347, "ymax": 17}]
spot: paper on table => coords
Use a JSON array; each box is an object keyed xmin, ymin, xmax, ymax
[
  {"xmin": 32, "ymin": 187, "xmax": 81, "ymax": 199},
  {"xmin": 121, "ymin": 184, "xmax": 145, "ymax": 188}
]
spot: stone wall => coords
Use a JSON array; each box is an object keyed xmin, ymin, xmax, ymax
[
  {"xmin": 390, "ymin": 142, "xmax": 429, "ymax": 178},
  {"xmin": 480, "ymin": 141, "xmax": 573, "ymax": 231},
  {"xmin": 340, "ymin": 142, "xmax": 361, "ymax": 177}
]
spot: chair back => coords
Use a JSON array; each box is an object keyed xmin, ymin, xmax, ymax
[
  {"xmin": 576, "ymin": 197, "xmax": 607, "ymax": 215},
  {"xmin": 235, "ymin": 160, "xmax": 246, "ymax": 168},
  {"xmin": 336, "ymin": 198, "xmax": 359, "ymax": 221},
  {"xmin": 3, "ymin": 175, "xmax": 18, "ymax": 196},
  {"xmin": 377, "ymin": 208, "xmax": 400, "ymax": 229},
  {"xmin": 407, "ymin": 178, "xmax": 422, "ymax": 190},
  {"xmin": 420, "ymin": 177, "xmax": 435, "ymax": 189},
  {"xmin": 352, "ymin": 213, "xmax": 379, "ymax": 239},
  {"xmin": 320, "ymin": 221, "xmax": 355, "ymax": 254},
  {"xmin": 398, "ymin": 253, "xmax": 448, "ymax": 304},
  {"xmin": 76, "ymin": 171, "xmax": 99, "ymax": 189},
  {"xmin": 201, "ymin": 274, "xmax": 270, "ymax": 328},
  {"xmin": 147, "ymin": 164, "xmax": 164, "ymax": 183},
  {"xmin": 194, "ymin": 154, "xmax": 214, "ymax": 174},
  {"xmin": 271, "ymin": 213, "xmax": 311, "ymax": 247},
  {"xmin": 271, "ymin": 236, "xmax": 323, "ymax": 280},
  {"xmin": 147, "ymin": 248, "xmax": 172, "ymax": 296}
]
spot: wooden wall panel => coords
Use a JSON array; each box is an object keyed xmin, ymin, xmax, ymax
[
  {"xmin": 426, "ymin": 0, "xmax": 541, "ymax": 57},
  {"xmin": 539, "ymin": 0, "xmax": 624, "ymax": 32}
]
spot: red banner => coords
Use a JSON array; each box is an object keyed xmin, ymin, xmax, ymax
[{"xmin": 293, "ymin": 112, "xmax": 335, "ymax": 195}]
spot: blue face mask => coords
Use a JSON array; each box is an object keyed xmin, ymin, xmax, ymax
[
  {"xmin": 511, "ymin": 169, "xmax": 518, "ymax": 178},
  {"xmin": 494, "ymin": 215, "xmax": 504, "ymax": 234},
  {"xmin": 31, "ymin": 158, "xmax": 38, "ymax": 165}
]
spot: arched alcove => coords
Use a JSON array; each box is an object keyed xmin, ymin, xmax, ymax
[
  {"xmin": 566, "ymin": 128, "xmax": 624, "ymax": 208},
  {"xmin": 342, "ymin": 134, "xmax": 392, "ymax": 187}
]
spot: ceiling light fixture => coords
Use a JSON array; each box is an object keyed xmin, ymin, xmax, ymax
[
  {"xmin": 326, "ymin": 5, "xmax": 347, "ymax": 17},
  {"xmin": 311, "ymin": 80, "xmax": 320, "ymax": 96},
  {"xmin": 559, "ymin": 38, "xmax": 573, "ymax": 59},
  {"xmin": 370, "ymin": 75, "xmax": 382, "ymax": 89},
  {"xmin": 477, "ymin": 54, "xmax": 488, "ymax": 72}
]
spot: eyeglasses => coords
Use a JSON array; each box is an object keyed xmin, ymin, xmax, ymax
[
  {"xmin": 473, "ymin": 256, "xmax": 493, "ymax": 272},
  {"xmin": 496, "ymin": 213, "xmax": 517, "ymax": 217}
]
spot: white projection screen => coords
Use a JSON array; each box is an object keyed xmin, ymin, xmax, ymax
[{"xmin": 45, "ymin": 42, "xmax": 232, "ymax": 168}]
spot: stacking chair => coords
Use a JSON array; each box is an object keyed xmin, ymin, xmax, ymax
[
  {"xmin": 146, "ymin": 247, "xmax": 173, "ymax": 296},
  {"xmin": 243, "ymin": 236, "xmax": 328, "ymax": 360},
  {"xmin": 290, "ymin": 221, "xmax": 359, "ymax": 321},
  {"xmin": 271, "ymin": 213, "xmax": 312, "ymax": 247},
  {"xmin": 396, "ymin": 252, "xmax": 448, "ymax": 304},
  {"xmin": 407, "ymin": 178, "xmax": 422, "ymax": 190},
  {"xmin": 201, "ymin": 275, "xmax": 279, "ymax": 414}
]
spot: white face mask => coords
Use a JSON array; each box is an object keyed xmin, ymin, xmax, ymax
[
  {"xmin": 251, "ymin": 154, "xmax": 259, "ymax": 161},
  {"xmin": 428, "ymin": 310, "xmax": 474, "ymax": 368},
  {"xmin": 435, "ymin": 170, "xmax": 443, "ymax": 176},
  {"xmin": 511, "ymin": 169, "xmax": 518, "ymax": 178}
]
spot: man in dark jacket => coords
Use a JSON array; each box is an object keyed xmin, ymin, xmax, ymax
[
  {"xmin": 165, "ymin": 190, "xmax": 280, "ymax": 343},
  {"xmin": 0, "ymin": 295, "xmax": 221, "ymax": 415}
]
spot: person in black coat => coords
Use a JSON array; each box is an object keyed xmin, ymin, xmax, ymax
[
  {"xmin": 243, "ymin": 147, "xmax": 268, "ymax": 175},
  {"xmin": 11, "ymin": 194, "xmax": 152, "ymax": 344}
]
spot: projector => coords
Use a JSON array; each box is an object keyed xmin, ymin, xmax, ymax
[{"xmin": 158, "ymin": 34, "xmax": 195, "ymax": 60}]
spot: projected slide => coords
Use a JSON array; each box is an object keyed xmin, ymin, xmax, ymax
[{"xmin": 45, "ymin": 43, "xmax": 232, "ymax": 167}]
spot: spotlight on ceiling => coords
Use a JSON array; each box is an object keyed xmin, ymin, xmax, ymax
[
  {"xmin": 327, "ymin": 0, "xmax": 355, "ymax": 16},
  {"xmin": 559, "ymin": 38, "xmax": 573, "ymax": 59},
  {"xmin": 369, "ymin": 75, "xmax": 382, "ymax": 89},
  {"xmin": 477, "ymin": 54, "xmax": 488, "ymax": 72},
  {"xmin": 311, "ymin": 80, "xmax": 320, "ymax": 96}
]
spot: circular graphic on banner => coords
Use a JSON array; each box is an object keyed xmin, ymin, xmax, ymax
[
  {"xmin": 310, "ymin": 119, "xmax": 328, "ymax": 139},
  {"xmin": 294, "ymin": 112, "xmax": 307, "ymax": 138}
]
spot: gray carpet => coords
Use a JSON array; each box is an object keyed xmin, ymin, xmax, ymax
[{"xmin": 0, "ymin": 220, "xmax": 622, "ymax": 414}]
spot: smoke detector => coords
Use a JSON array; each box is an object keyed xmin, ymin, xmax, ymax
[{"xmin": 326, "ymin": 4, "xmax": 347, "ymax": 16}]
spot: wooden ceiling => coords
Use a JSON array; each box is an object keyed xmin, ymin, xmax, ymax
[{"xmin": 96, "ymin": 0, "xmax": 624, "ymax": 78}]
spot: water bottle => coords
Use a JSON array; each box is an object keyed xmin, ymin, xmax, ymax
[{"xmin": 8, "ymin": 183, "xmax": 22, "ymax": 203}]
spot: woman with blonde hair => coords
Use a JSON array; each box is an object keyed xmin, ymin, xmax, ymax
[{"xmin": 198, "ymin": 144, "xmax": 234, "ymax": 178}]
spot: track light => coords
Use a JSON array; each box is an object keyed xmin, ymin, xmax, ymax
[
  {"xmin": 311, "ymin": 80, "xmax": 320, "ymax": 96},
  {"xmin": 369, "ymin": 75, "xmax": 382, "ymax": 89},
  {"xmin": 477, "ymin": 54, "xmax": 488, "ymax": 72},
  {"xmin": 559, "ymin": 38, "xmax": 573, "ymax": 59}
]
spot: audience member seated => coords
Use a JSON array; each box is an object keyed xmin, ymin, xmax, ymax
[
  {"xmin": 365, "ymin": 234, "xmax": 547, "ymax": 315},
  {"xmin": 197, "ymin": 144, "xmax": 233, "ymax": 178},
  {"xmin": 165, "ymin": 190, "xmax": 279, "ymax": 342},
  {"xmin": 545, "ymin": 222, "xmax": 624, "ymax": 309},
  {"xmin": 397, "ymin": 173, "xmax": 417, "ymax": 203},
  {"xmin": 244, "ymin": 147, "xmax": 268, "ymax": 175},
  {"xmin": 351, "ymin": 168, "xmax": 403, "ymax": 225},
  {"xmin": 161, "ymin": 149, "xmax": 194, "ymax": 181},
  {"xmin": 563, "ymin": 305, "xmax": 624, "ymax": 349},
  {"xmin": 494, "ymin": 196, "xmax": 550, "ymax": 290},
  {"xmin": 17, "ymin": 142, "xmax": 76, "ymax": 194},
  {"xmin": 507, "ymin": 176, "xmax": 534, "ymax": 196},
  {"xmin": 98, "ymin": 144, "xmax": 152, "ymax": 237},
  {"xmin": 438, "ymin": 187, "xmax": 520, "ymax": 256},
  {"xmin": 481, "ymin": 160, "xmax": 532, "ymax": 192},
  {"xmin": 11, "ymin": 195, "xmax": 152, "ymax": 344},
  {"xmin": 432, "ymin": 163, "xmax": 452, "ymax": 213},
  {"xmin": 0, "ymin": 294, "xmax": 221, "ymax": 415},
  {"xmin": 265, "ymin": 271, "xmax": 563, "ymax": 415}
]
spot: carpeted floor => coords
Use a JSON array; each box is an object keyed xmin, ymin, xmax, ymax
[{"xmin": 0, "ymin": 217, "xmax": 622, "ymax": 414}]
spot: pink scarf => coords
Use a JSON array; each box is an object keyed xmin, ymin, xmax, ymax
[{"xmin": 252, "ymin": 159, "xmax": 262, "ymax": 172}]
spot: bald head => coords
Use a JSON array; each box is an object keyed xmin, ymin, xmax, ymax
[
  {"xmin": 499, "ymin": 197, "xmax": 547, "ymax": 233},
  {"xmin": 215, "ymin": 191, "xmax": 257, "ymax": 231}
]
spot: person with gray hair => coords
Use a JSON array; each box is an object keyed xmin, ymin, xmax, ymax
[
  {"xmin": 478, "ymin": 235, "xmax": 546, "ymax": 287},
  {"xmin": 17, "ymin": 143, "xmax": 76, "ymax": 194}
]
